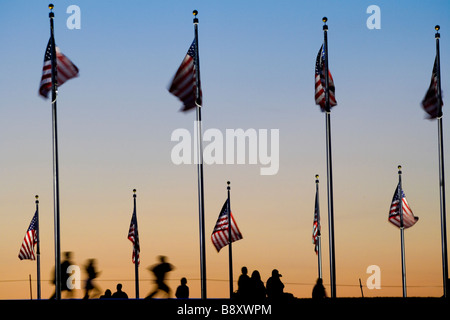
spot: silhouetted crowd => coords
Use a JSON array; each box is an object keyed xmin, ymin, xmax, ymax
[{"xmin": 50, "ymin": 252, "xmax": 328, "ymax": 300}]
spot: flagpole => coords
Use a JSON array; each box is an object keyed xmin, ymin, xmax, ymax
[
  {"xmin": 193, "ymin": 10, "xmax": 207, "ymax": 300},
  {"xmin": 435, "ymin": 25, "xmax": 448, "ymax": 298},
  {"xmin": 315, "ymin": 175, "xmax": 323, "ymax": 280},
  {"xmin": 35, "ymin": 195, "xmax": 41, "ymax": 300},
  {"xmin": 397, "ymin": 165, "xmax": 407, "ymax": 297},
  {"xmin": 322, "ymin": 17, "xmax": 336, "ymax": 298},
  {"xmin": 227, "ymin": 181, "xmax": 234, "ymax": 298},
  {"xmin": 133, "ymin": 189, "xmax": 140, "ymax": 299},
  {"xmin": 48, "ymin": 3, "xmax": 62, "ymax": 300}
]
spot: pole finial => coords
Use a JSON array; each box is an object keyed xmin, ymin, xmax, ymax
[
  {"xmin": 435, "ymin": 25, "xmax": 441, "ymax": 39},
  {"xmin": 133, "ymin": 188, "xmax": 137, "ymax": 197},
  {"xmin": 322, "ymin": 17, "xmax": 328, "ymax": 31},
  {"xmin": 35, "ymin": 195, "xmax": 39, "ymax": 199},
  {"xmin": 49, "ymin": 4, "xmax": 54, "ymax": 18},
  {"xmin": 227, "ymin": 181, "xmax": 230, "ymax": 190},
  {"xmin": 193, "ymin": 10, "xmax": 199, "ymax": 24},
  {"xmin": 398, "ymin": 165, "xmax": 402, "ymax": 175},
  {"xmin": 315, "ymin": 174, "xmax": 319, "ymax": 183}
]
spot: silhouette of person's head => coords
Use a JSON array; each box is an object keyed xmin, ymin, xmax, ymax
[
  {"xmin": 105, "ymin": 289, "xmax": 111, "ymax": 296},
  {"xmin": 272, "ymin": 269, "xmax": 282, "ymax": 278},
  {"xmin": 117, "ymin": 283, "xmax": 123, "ymax": 291},
  {"xmin": 241, "ymin": 266, "xmax": 248, "ymax": 275},
  {"xmin": 159, "ymin": 255, "xmax": 167, "ymax": 263},
  {"xmin": 251, "ymin": 270, "xmax": 261, "ymax": 281},
  {"xmin": 180, "ymin": 277, "xmax": 187, "ymax": 285},
  {"xmin": 316, "ymin": 278, "xmax": 323, "ymax": 285}
]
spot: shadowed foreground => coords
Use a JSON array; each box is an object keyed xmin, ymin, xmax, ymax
[{"xmin": 0, "ymin": 297, "xmax": 448, "ymax": 318}]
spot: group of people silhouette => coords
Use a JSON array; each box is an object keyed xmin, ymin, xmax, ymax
[{"xmin": 49, "ymin": 253, "xmax": 326, "ymax": 300}]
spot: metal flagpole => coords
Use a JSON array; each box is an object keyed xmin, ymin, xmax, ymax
[
  {"xmin": 35, "ymin": 195, "xmax": 41, "ymax": 300},
  {"xmin": 48, "ymin": 3, "xmax": 62, "ymax": 300},
  {"xmin": 397, "ymin": 165, "xmax": 407, "ymax": 297},
  {"xmin": 322, "ymin": 17, "xmax": 336, "ymax": 298},
  {"xmin": 434, "ymin": 25, "xmax": 448, "ymax": 298},
  {"xmin": 315, "ymin": 175, "xmax": 323, "ymax": 280},
  {"xmin": 227, "ymin": 181, "xmax": 233, "ymax": 298},
  {"xmin": 192, "ymin": 10, "xmax": 207, "ymax": 299},
  {"xmin": 133, "ymin": 189, "xmax": 140, "ymax": 299}
]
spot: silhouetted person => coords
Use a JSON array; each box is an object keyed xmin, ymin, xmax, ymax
[
  {"xmin": 100, "ymin": 289, "xmax": 112, "ymax": 299},
  {"xmin": 237, "ymin": 266, "xmax": 251, "ymax": 299},
  {"xmin": 146, "ymin": 255, "xmax": 174, "ymax": 298},
  {"xmin": 249, "ymin": 270, "xmax": 266, "ymax": 301},
  {"xmin": 175, "ymin": 277, "xmax": 189, "ymax": 299},
  {"xmin": 266, "ymin": 269, "xmax": 284, "ymax": 301},
  {"xmin": 83, "ymin": 258, "xmax": 101, "ymax": 299},
  {"xmin": 50, "ymin": 251, "xmax": 74, "ymax": 299},
  {"xmin": 112, "ymin": 283, "xmax": 128, "ymax": 299},
  {"xmin": 312, "ymin": 278, "xmax": 327, "ymax": 299}
]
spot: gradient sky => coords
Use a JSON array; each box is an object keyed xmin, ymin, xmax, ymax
[{"xmin": 0, "ymin": 0, "xmax": 449, "ymax": 299}]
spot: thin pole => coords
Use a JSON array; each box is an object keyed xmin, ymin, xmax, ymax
[
  {"xmin": 35, "ymin": 195, "xmax": 41, "ymax": 300},
  {"xmin": 29, "ymin": 274, "xmax": 33, "ymax": 300},
  {"xmin": 323, "ymin": 17, "xmax": 336, "ymax": 298},
  {"xmin": 49, "ymin": 3, "xmax": 61, "ymax": 300},
  {"xmin": 193, "ymin": 10, "xmax": 207, "ymax": 299},
  {"xmin": 435, "ymin": 25, "xmax": 448, "ymax": 298},
  {"xmin": 398, "ymin": 165, "xmax": 407, "ymax": 297},
  {"xmin": 359, "ymin": 278, "xmax": 364, "ymax": 298},
  {"xmin": 315, "ymin": 175, "xmax": 323, "ymax": 280},
  {"xmin": 227, "ymin": 181, "xmax": 233, "ymax": 298},
  {"xmin": 133, "ymin": 189, "xmax": 140, "ymax": 299}
]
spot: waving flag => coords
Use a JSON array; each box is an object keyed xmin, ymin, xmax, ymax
[
  {"xmin": 18, "ymin": 210, "xmax": 39, "ymax": 260},
  {"xmin": 422, "ymin": 57, "xmax": 443, "ymax": 119},
  {"xmin": 128, "ymin": 208, "xmax": 140, "ymax": 265},
  {"xmin": 211, "ymin": 200, "xmax": 243, "ymax": 252},
  {"xmin": 312, "ymin": 187, "xmax": 321, "ymax": 254},
  {"xmin": 389, "ymin": 183, "xmax": 419, "ymax": 229},
  {"xmin": 315, "ymin": 45, "xmax": 337, "ymax": 111},
  {"xmin": 168, "ymin": 40, "xmax": 202, "ymax": 111},
  {"xmin": 39, "ymin": 39, "xmax": 79, "ymax": 98}
]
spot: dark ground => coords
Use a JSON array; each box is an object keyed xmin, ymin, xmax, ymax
[{"xmin": 0, "ymin": 297, "xmax": 448, "ymax": 318}]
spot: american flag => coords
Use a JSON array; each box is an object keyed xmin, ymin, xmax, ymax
[
  {"xmin": 312, "ymin": 187, "xmax": 320, "ymax": 255},
  {"xmin": 18, "ymin": 210, "xmax": 38, "ymax": 260},
  {"xmin": 39, "ymin": 39, "xmax": 79, "ymax": 99},
  {"xmin": 128, "ymin": 208, "xmax": 140, "ymax": 265},
  {"xmin": 211, "ymin": 200, "xmax": 243, "ymax": 252},
  {"xmin": 389, "ymin": 183, "xmax": 419, "ymax": 229},
  {"xmin": 421, "ymin": 57, "xmax": 443, "ymax": 119},
  {"xmin": 315, "ymin": 45, "xmax": 337, "ymax": 111},
  {"xmin": 168, "ymin": 40, "xmax": 202, "ymax": 111}
]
